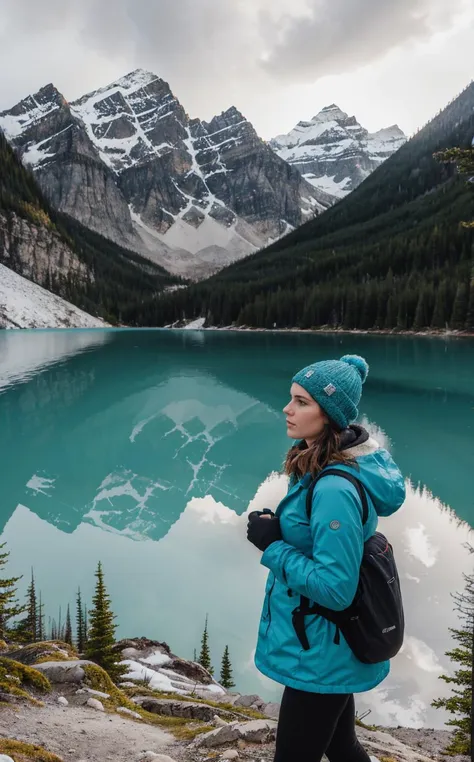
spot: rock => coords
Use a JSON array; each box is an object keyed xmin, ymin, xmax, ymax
[
  {"xmin": 234, "ymin": 694, "xmax": 262, "ymax": 708},
  {"xmin": 193, "ymin": 720, "xmax": 277, "ymax": 748},
  {"xmin": 263, "ymin": 702, "xmax": 280, "ymax": 719},
  {"xmin": 136, "ymin": 755, "xmax": 177, "ymax": 762},
  {"xmin": 76, "ymin": 687, "xmax": 110, "ymax": 699},
  {"xmin": 86, "ymin": 697, "xmax": 105, "ymax": 712},
  {"xmin": 3, "ymin": 642, "xmax": 74, "ymax": 666},
  {"xmin": 221, "ymin": 751, "xmax": 240, "ymax": 760},
  {"xmin": 57, "ymin": 696, "xmax": 69, "ymax": 706},
  {"xmin": 119, "ymin": 681, "xmax": 138, "ymax": 688},
  {"xmin": 214, "ymin": 714, "xmax": 229, "ymax": 727},
  {"xmin": 34, "ymin": 659, "xmax": 96, "ymax": 684},
  {"xmin": 117, "ymin": 706, "xmax": 142, "ymax": 720},
  {"xmin": 133, "ymin": 697, "xmax": 218, "ymax": 722},
  {"xmin": 0, "ymin": 756, "xmax": 15, "ymax": 762},
  {"xmin": 166, "ymin": 657, "xmax": 213, "ymax": 685}
]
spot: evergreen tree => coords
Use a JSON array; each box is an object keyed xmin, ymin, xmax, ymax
[
  {"xmin": 450, "ymin": 282, "xmax": 469, "ymax": 330},
  {"xmin": 37, "ymin": 593, "xmax": 45, "ymax": 642},
  {"xmin": 15, "ymin": 570, "xmax": 37, "ymax": 643},
  {"xmin": 198, "ymin": 615, "xmax": 213, "ymax": 674},
  {"xmin": 76, "ymin": 588, "xmax": 87, "ymax": 653},
  {"xmin": 64, "ymin": 604, "xmax": 73, "ymax": 646},
  {"xmin": 85, "ymin": 562, "xmax": 126, "ymax": 682},
  {"xmin": 466, "ymin": 270, "xmax": 474, "ymax": 331},
  {"xmin": 219, "ymin": 645, "xmax": 235, "ymax": 689},
  {"xmin": 0, "ymin": 542, "xmax": 24, "ymax": 641},
  {"xmin": 432, "ymin": 552, "xmax": 474, "ymax": 755}
]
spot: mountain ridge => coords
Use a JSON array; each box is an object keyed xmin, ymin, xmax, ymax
[{"xmin": 0, "ymin": 69, "xmax": 332, "ymax": 279}]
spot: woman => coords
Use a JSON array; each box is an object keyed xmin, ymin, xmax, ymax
[{"xmin": 247, "ymin": 354, "xmax": 405, "ymax": 762}]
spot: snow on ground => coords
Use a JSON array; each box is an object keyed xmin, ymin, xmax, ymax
[{"xmin": 0, "ymin": 263, "xmax": 108, "ymax": 329}]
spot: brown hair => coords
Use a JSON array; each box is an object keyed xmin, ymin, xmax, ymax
[{"xmin": 283, "ymin": 422, "xmax": 354, "ymax": 481}]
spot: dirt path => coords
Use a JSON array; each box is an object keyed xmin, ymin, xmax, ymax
[{"xmin": 0, "ymin": 701, "xmax": 178, "ymax": 762}]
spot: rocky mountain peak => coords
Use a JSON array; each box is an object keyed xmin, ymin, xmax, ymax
[
  {"xmin": 312, "ymin": 103, "xmax": 349, "ymax": 123},
  {"xmin": 0, "ymin": 83, "xmax": 65, "ymax": 139},
  {"xmin": 271, "ymin": 105, "xmax": 406, "ymax": 199}
]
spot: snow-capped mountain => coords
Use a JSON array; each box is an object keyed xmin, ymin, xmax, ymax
[
  {"xmin": 271, "ymin": 104, "xmax": 406, "ymax": 198},
  {"xmin": 0, "ymin": 70, "xmax": 334, "ymax": 279}
]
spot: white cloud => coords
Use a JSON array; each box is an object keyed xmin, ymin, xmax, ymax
[{"xmin": 0, "ymin": 0, "xmax": 473, "ymax": 139}]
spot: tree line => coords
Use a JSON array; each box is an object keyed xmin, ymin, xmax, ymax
[{"xmin": 0, "ymin": 543, "xmax": 234, "ymax": 689}]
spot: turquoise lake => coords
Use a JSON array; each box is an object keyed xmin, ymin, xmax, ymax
[{"xmin": 0, "ymin": 328, "xmax": 473, "ymax": 728}]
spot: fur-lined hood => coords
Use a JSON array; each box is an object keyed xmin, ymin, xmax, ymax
[{"xmin": 341, "ymin": 424, "xmax": 406, "ymax": 517}]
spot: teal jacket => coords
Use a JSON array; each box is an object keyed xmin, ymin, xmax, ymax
[{"xmin": 254, "ymin": 429, "xmax": 406, "ymax": 694}]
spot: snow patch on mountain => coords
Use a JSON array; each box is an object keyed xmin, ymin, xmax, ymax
[{"xmin": 0, "ymin": 263, "xmax": 108, "ymax": 329}]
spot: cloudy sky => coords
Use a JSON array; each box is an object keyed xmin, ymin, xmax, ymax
[{"xmin": 1, "ymin": 0, "xmax": 473, "ymax": 139}]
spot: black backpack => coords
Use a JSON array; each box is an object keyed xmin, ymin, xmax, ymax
[{"xmin": 291, "ymin": 467, "xmax": 404, "ymax": 664}]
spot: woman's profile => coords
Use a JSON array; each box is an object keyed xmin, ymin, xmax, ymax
[{"xmin": 247, "ymin": 354, "xmax": 406, "ymax": 762}]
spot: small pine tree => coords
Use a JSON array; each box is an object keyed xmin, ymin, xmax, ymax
[
  {"xmin": 433, "ymin": 551, "xmax": 474, "ymax": 755},
  {"xmin": 16, "ymin": 570, "xmax": 37, "ymax": 643},
  {"xmin": 198, "ymin": 615, "xmax": 213, "ymax": 674},
  {"xmin": 0, "ymin": 542, "xmax": 24, "ymax": 640},
  {"xmin": 220, "ymin": 645, "xmax": 235, "ymax": 689},
  {"xmin": 64, "ymin": 604, "xmax": 73, "ymax": 646},
  {"xmin": 37, "ymin": 592, "xmax": 45, "ymax": 642},
  {"xmin": 76, "ymin": 588, "xmax": 86, "ymax": 653},
  {"xmin": 85, "ymin": 562, "xmax": 126, "ymax": 682}
]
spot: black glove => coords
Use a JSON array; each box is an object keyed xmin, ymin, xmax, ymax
[
  {"xmin": 247, "ymin": 514, "xmax": 282, "ymax": 552},
  {"xmin": 248, "ymin": 508, "xmax": 275, "ymax": 522}
]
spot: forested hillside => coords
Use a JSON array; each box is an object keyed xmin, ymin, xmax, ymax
[
  {"xmin": 0, "ymin": 131, "xmax": 181, "ymax": 324},
  {"xmin": 142, "ymin": 82, "xmax": 474, "ymax": 332}
]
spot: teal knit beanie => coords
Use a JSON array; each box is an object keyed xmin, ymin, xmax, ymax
[{"xmin": 292, "ymin": 354, "xmax": 369, "ymax": 430}]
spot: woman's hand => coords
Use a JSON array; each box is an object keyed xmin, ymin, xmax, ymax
[{"xmin": 247, "ymin": 511, "xmax": 282, "ymax": 551}]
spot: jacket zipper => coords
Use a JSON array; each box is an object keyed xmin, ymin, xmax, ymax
[{"xmin": 266, "ymin": 577, "xmax": 276, "ymax": 633}]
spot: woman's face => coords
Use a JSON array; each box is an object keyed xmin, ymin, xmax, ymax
[{"xmin": 283, "ymin": 382, "xmax": 328, "ymax": 445}]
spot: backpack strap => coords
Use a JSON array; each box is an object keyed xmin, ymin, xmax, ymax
[
  {"xmin": 305, "ymin": 468, "xmax": 369, "ymax": 525},
  {"xmin": 293, "ymin": 469, "xmax": 369, "ymax": 651}
]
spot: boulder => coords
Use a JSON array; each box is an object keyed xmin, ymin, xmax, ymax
[
  {"xmin": 263, "ymin": 702, "xmax": 280, "ymax": 719},
  {"xmin": 166, "ymin": 657, "xmax": 213, "ymax": 685},
  {"xmin": 57, "ymin": 696, "xmax": 69, "ymax": 706},
  {"xmin": 0, "ymin": 756, "xmax": 15, "ymax": 762},
  {"xmin": 34, "ymin": 660, "xmax": 96, "ymax": 684},
  {"xmin": 133, "ymin": 697, "xmax": 218, "ymax": 722},
  {"xmin": 221, "ymin": 751, "xmax": 240, "ymax": 760},
  {"xmin": 214, "ymin": 714, "xmax": 229, "ymax": 727},
  {"xmin": 136, "ymin": 755, "xmax": 178, "ymax": 762},
  {"xmin": 193, "ymin": 719, "xmax": 277, "ymax": 748},
  {"xmin": 234, "ymin": 694, "xmax": 263, "ymax": 709},
  {"xmin": 4, "ymin": 642, "xmax": 73, "ymax": 665},
  {"xmin": 86, "ymin": 697, "xmax": 105, "ymax": 712}
]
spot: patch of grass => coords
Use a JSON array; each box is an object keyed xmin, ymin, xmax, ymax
[
  {"xmin": 83, "ymin": 664, "xmax": 212, "ymax": 738},
  {"xmin": 34, "ymin": 654, "xmax": 72, "ymax": 664},
  {"xmin": 380, "ymin": 757, "xmax": 399, "ymax": 762},
  {"xmin": 0, "ymin": 738, "xmax": 63, "ymax": 761},
  {"xmin": 0, "ymin": 657, "xmax": 51, "ymax": 699}
]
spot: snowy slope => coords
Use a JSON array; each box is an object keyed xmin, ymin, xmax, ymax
[
  {"xmin": 0, "ymin": 263, "xmax": 108, "ymax": 329},
  {"xmin": 271, "ymin": 104, "xmax": 406, "ymax": 198}
]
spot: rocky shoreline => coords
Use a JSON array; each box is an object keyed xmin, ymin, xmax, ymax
[{"xmin": 0, "ymin": 637, "xmax": 468, "ymax": 762}]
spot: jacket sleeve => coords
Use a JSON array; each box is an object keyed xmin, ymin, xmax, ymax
[{"xmin": 260, "ymin": 477, "xmax": 364, "ymax": 611}]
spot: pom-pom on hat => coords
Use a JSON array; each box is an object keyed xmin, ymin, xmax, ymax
[{"xmin": 292, "ymin": 354, "xmax": 369, "ymax": 430}]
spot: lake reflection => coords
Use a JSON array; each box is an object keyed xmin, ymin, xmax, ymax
[{"xmin": 1, "ymin": 329, "xmax": 473, "ymax": 729}]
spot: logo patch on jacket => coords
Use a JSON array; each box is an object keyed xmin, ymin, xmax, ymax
[{"xmin": 329, "ymin": 520, "xmax": 341, "ymax": 530}]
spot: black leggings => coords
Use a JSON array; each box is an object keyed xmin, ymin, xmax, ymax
[{"xmin": 274, "ymin": 687, "xmax": 372, "ymax": 762}]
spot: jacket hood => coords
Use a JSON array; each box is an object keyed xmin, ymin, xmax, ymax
[{"xmin": 342, "ymin": 425, "xmax": 406, "ymax": 517}]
